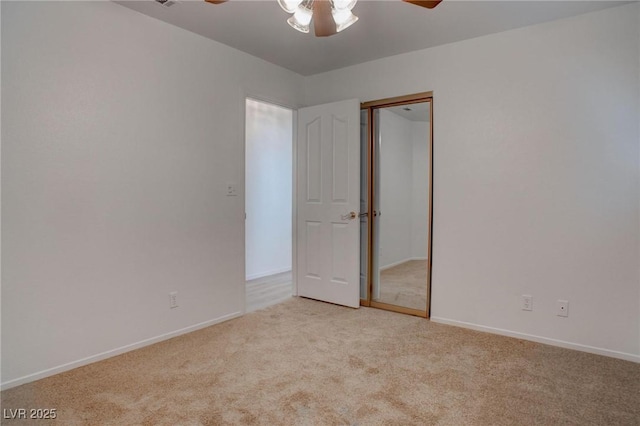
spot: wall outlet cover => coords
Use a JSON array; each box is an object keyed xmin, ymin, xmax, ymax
[{"xmin": 557, "ymin": 299, "xmax": 569, "ymax": 317}]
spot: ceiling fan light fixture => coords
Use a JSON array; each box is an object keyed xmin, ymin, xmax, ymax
[
  {"xmin": 277, "ymin": 0, "xmax": 303, "ymax": 14},
  {"xmin": 211, "ymin": 0, "xmax": 440, "ymax": 38},
  {"xmin": 332, "ymin": 8, "xmax": 358, "ymax": 32}
]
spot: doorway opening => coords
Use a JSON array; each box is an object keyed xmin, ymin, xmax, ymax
[
  {"xmin": 245, "ymin": 98, "xmax": 294, "ymax": 312},
  {"xmin": 360, "ymin": 93, "xmax": 434, "ymax": 317}
]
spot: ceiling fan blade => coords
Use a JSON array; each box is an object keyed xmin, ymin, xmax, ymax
[
  {"xmin": 204, "ymin": 0, "xmax": 227, "ymax": 4},
  {"xmin": 313, "ymin": 0, "xmax": 337, "ymax": 37},
  {"xmin": 402, "ymin": 0, "xmax": 442, "ymax": 9}
]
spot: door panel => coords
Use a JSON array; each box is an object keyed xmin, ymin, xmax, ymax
[
  {"xmin": 331, "ymin": 222, "xmax": 349, "ymax": 282},
  {"xmin": 331, "ymin": 116, "xmax": 349, "ymax": 203},
  {"xmin": 297, "ymin": 99, "xmax": 360, "ymax": 308},
  {"xmin": 306, "ymin": 118, "xmax": 322, "ymax": 203},
  {"xmin": 305, "ymin": 221, "xmax": 322, "ymax": 278}
]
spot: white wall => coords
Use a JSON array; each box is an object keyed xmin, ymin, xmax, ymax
[
  {"xmin": 1, "ymin": 1, "xmax": 303, "ymax": 388},
  {"xmin": 378, "ymin": 111, "xmax": 430, "ymax": 268},
  {"xmin": 306, "ymin": 3, "xmax": 640, "ymax": 360},
  {"xmin": 245, "ymin": 99, "xmax": 292, "ymax": 280},
  {"xmin": 379, "ymin": 109, "xmax": 413, "ymax": 268},
  {"xmin": 411, "ymin": 121, "xmax": 430, "ymax": 260}
]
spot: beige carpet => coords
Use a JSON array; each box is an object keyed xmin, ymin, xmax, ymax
[
  {"xmin": 375, "ymin": 260, "xmax": 428, "ymax": 311},
  {"xmin": 2, "ymin": 297, "xmax": 639, "ymax": 425}
]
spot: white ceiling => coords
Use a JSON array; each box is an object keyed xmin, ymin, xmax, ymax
[
  {"xmin": 386, "ymin": 102, "xmax": 430, "ymax": 122},
  {"xmin": 116, "ymin": 0, "xmax": 629, "ymax": 76}
]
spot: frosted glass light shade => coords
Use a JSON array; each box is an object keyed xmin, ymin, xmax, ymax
[
  {"xmin": 331, "ymin": 0, "xmax": 357, "ymax": 11},
  {"xmin": 287, "ymin": 8, "xmax": 312, "ymax": 33},
  {"xmin": 287, "ymin": 0, "xmax": 313, "ymax": 33},
  {"xmin": 277, "ymin": 0, "xmax": 303, "ymax": 13},
  {"xmin": 332, "ymin": 8, "xmax": 358, "ymax": 32}
]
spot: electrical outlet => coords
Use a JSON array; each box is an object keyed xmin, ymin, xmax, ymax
[
  {"xmin": 169, "ymin": 291, "xmax": 178, "ymax": 309},
  {"xmin": 522, "ymin": 295, "xmax": 533, "ymax": 311},
  {"xmin": 557, "ymin": 300, "xmax": 569, "ymax": 317}
]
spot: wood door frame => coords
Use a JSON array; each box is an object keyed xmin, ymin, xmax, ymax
[{"xmin": 360, "ymin": 91, "xmax": 434, "ymax": 318}]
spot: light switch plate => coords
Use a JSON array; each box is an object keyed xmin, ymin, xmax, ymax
[
  {"xmin": 522, "ymin": 295, "xmax": 533, "ymax": 311},
  {"xmin": 226, "ymin": 183, "xmax": 238, "ymax": 196}
]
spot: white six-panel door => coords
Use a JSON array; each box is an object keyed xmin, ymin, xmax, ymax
[{"xmin": 296, "ymin": 99, "xmax": 360, "ymax": 308}]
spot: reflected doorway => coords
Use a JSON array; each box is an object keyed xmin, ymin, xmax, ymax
[
  {"xmin": 244, "ymin": 98, "xmax": 294, "ymax": 312},
  {"xmin": 360, "ymin": 94, "xmax": 433, "ymax": 317}
]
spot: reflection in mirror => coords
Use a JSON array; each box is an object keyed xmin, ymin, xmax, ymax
[
  {"xmin": 359, "ymin": 109, "xmax": 368, "ymax": 300},
  {"xmin": 372, "ymin": 101, "xmax": 430, "ymax": 312}
]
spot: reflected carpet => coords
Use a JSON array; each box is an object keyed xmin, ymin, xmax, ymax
[{"xmin": 376, "ymin": 260, "xmax": 428, "ymax": 311}]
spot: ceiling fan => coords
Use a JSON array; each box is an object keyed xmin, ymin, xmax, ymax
[{"xmin": 204, "ymin": 0, "xmax": 442, "ymax": 37}]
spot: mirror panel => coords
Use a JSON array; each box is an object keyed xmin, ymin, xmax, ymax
[
  {"xmin": 359, "ymin": 109, "xmax": 369, "ymax": 301},
  {"xmin": 371, "ymin": 101, "xmax": 430, "ymax": 313}
]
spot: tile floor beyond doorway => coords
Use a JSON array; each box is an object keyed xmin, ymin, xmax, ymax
[{"xmin": 246, "ymin": 271, "xmax": 293, "ymax": 312}]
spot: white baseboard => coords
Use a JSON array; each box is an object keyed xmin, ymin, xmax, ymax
[
  {"xmin": 0, "ymin": 311, "xmax": 243, "ymax": 391},
  {"xmin": 430, "ymin": 316, "xmax": 640, "ymax": 363},
  {"xmin": 380, "ymin": 257, "xmax": 428, "ymax": 271},
  {"xmin": 246, "ymin": 266, "xmax": 292, "ymax": 281}
]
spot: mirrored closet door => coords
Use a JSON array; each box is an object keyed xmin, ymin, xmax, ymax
[{"xmin": 360, "ymin": 94, "xmax": 433, "ymax": 317}]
